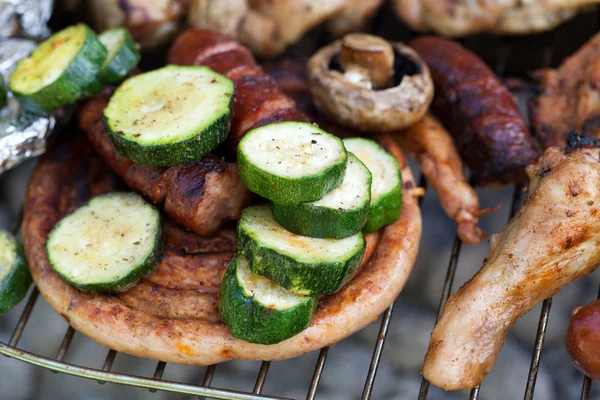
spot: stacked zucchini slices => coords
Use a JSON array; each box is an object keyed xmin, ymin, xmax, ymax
[
  {"xmin": 14, "ymin": 25, "xmax": 405, "ymax": 345},
  {"xmin": 222, "ymin": 122, "xmax": 404, "ymax": 344},
  {"xmin": 9, "ymin": 24, "xmax": 141, "ymax": 114}
]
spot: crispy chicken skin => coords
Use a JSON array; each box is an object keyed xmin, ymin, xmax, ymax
[
  {"xmin": 394, "ymin": 0, "xmax": 598, "ymax": 37},
  {"xmin": 79, "ymin": 92, "xmax": 251, "ymax": 237},
  {"xmin": 423, "ymin": 137, "xmax": 600, "ymax": 390},
  {"xmin": 397, "ymin": 115, "xmax": 489, "ymax": 244},
  {"xmin": 533, "ymin": 32, "xmax": 600, "ymax": 149}
]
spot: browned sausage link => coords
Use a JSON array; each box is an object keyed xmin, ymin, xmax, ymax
[
  {"xmin": 567, "ymin": 300, "xmax": 600, "ymax": 382},
  {"xmin": 168, "ymin": 29, "xmax": 309, "ymax": 147},
  {"xmin": 78, "ymin": 94, "xmax": 251, "ymax": 237},
  {"xmin": 409, "ymin": 36, "xmax": 541, "ymax": 185}
]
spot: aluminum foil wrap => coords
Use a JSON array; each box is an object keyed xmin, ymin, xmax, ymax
[
  {"xmin": 0, "ymin": 0, "xmax": 68, "ymax": 174},
  {"xmin": 0, "ymin": 38, "xmax": 68, "ymax": 174},
  {"xmin": 0, "ymin": 0, "xmax": 53, "ymax": 39}
]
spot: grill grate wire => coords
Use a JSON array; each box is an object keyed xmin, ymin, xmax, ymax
[{"xmin": 2, "ymin": 10, "xmax": 600, "ymax": 399}]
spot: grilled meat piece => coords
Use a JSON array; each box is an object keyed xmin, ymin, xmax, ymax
[
  {"xmin": 410, "ymin": 36, "xmax": 541, "ymax": 185},
  {"xmin": 394, "ymin": 0, "xmax": 598, "ymax": 37},
  {"xmin": 325, "ymin": 0, "xmax": 384, "ymax": 36},
  {"xmin": 397, "ymin": 114, "xmax": 491, "ymax": 244},
  {"xmin": 168, "ymin": 29, "xmax": 310, "ymax": 147},
  {"xmin": 532, "ymin": 32, "xmax": 600, "ymax": 149},
  {"xmin": 87, "ymin": 0, "xmax": 187, "ymax": 49},
  {"xmin": 22, "ymin": 132, "xmax": 421, "ymax": 364},
  {"xmin": 566, "ymin": 299, "xmax": 600, "ymax": 382},
  {"xmin": 79, "ymin": 92, "xmax": 250, "ymax": 237},
  {"xmin": 423, "ymin": 135, "xmax": 600, "ymax": 389}
]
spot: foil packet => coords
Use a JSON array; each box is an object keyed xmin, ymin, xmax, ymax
[
  {"xmin": 0, "ymin": 0, "xmax": 69, "ymax": 174},
  {"xmin": 0, "ymin": 0, "xmax": 53, "ymax": 39}
]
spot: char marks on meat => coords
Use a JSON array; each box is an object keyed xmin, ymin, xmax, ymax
[
  {"xmin": 533, "ymin": 32, "xmax": 600, "ymax": 149},
  {"xmin": 410, "ymin": 36, "xmax": 541, "ymax": 185},
  {"xmin": 79, "ymin": 92, "xmax": 250, "ymax": 237},
  {"xmin": 79, "ymin": 28, "xmax": 316, "ymax": 236}
]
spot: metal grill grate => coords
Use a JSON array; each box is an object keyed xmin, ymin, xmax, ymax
[{"xmin": 1, "ymin": 6, "xmax": 600, "ymax": 400}]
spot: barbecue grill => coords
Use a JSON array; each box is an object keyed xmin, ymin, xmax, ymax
[{"xmin": 1, "ymin": 3, "xmax": 599, "ymax": 399}]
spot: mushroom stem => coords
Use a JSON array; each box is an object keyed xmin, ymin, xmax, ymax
[{"xmin": 339, "ymin": 33, "xmax": 395, "ymax": 89}]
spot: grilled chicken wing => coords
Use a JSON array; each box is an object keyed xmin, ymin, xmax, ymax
[
  {"xmin": 423, "ymin": 135, "xmax": 600, "ymax": 390},
  {"xmin": 397, "ymin": 115, "xmax": 490, "ymax": 244},
  {"xmin": 394, "ymin": 0, "xmax": 598, "ymax": 37},
  {"xmin": 532, "ymin": 32, "xmax": 600, "ymax": 149},
  {"xmin": 325, "ymin": 0, "xmax": 384, "ymax": 36}
]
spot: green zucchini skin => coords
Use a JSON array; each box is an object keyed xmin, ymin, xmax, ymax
[
  {"xmin": 46, "ymin": 193, "xmax": 165, "ymax": 293},
  {"xmin": 271, "ymin": 154, "xmax": 372, "ymax": 238},
  {"xmin": 82, "ymin": 28, "xmax": 141, "ymax": 98},
  {"xmin": 237, "ymin": 123, "xmax": 347, "ymax": 205},
  {"xmin": 271, "ymin": 203, "xmax": 366, "ymax": 239},
  {"xmin": 343, "ymin": 138, "xmax": 403, "ymax": 233},
  {"xmin": 51, "ymin": 228, "xmax": 164, "ymax": 294},
  {"xmin": 219, "ymin": 256, "xmax": 316, "ymax": 345},
  {"xmin": 237, "ymin": 205, "xmax": 366, "ymax": 295},
  {"xmin": 238, "ymin": 150, "xmax": 346, "ymax": 205},
  {"xmin": 238, "ymin": 228, "xmax": 365, "ymax": 295},
  {"xmin": 10, "ymin": 24, "xmax": 106, "ymax": 114},
  {"xmin": 97, "ymin": 28, "xmax": 141, "ymax": 84},
  {"xmin": 105, "ymin": 109, "xmax": 232, "ymax": 167},
  {"xmin": 81, "ymin": 79, "xmax": 103, "ymax": 99},
  {"xmin": 0, "ymin": 232, "xmax": 32, "ymax": 315},
  {"xmin": 0, "ymin": 79, "xmax": 6, "ymax": 109},
  {"xmin": 104, "ymin": 66, "xmax": 234, "ymax": 167},
  {"xmin": 363, "ymin": 185, "xmax": 403, "ymax": 233}
]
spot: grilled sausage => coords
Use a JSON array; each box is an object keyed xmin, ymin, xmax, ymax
[
  {"xmin": 168, "ymin": 29, "xmax": 310, "ymax": 147},
  {"xmin": 79, "ymin": 91, "xmax": 251, "ymax": 237},
  {"xmin": 567, "ymin": 300, "xmax": 600, "ymax": 381},
  {"xmin": 409, "ymin": 36, "xmax": 541, "ymax": 185}
]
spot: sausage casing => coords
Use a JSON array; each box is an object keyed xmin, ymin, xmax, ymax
[{"xmin": 409, "ymin": 36, "xmax": 540, "ymax": 185}]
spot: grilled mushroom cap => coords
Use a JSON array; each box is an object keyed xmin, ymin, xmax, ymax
[{"xmin": 308, "ymin": 33, "xmax": 433, "ymax": 132}]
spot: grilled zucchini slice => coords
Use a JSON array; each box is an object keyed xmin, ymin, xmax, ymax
[
  {"xmin": 343, "ymin": 138, "xmax": 402, "ymax": 233},
  {"xmin": 9, "ymin": 23, "xmax": 106, "ymax": 113},
  {"xmin": 46, "ymin": 193, "xmax": 163, "ymax": 293},
  {"xmin": 238, "ymin": 204, "xmax": 365, "ymax": 295},
  {"xmin": 97, "ymin": 28, "xmax": 140, "ymax": 84},
  {"xmin": 220, "ymin": 254, "xmax": 316, "ymax": 345},
  {"xmin": 82, "ymin": 27, "xmax": 141, "ymax": 97},
  {"xmin": 0, "ymin": 230, "xmax": 32, "ymax": 314},
  {"xmin": 238, "ymin": 122, "xmax": 347, "ymax": 205},
  {"xmin": 104, "ymin": 65, "xmax": 233, "ymax": 167},
  {"xmin": 272, "ymin": 153, "xmax": 371, "ymax": 238}
]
